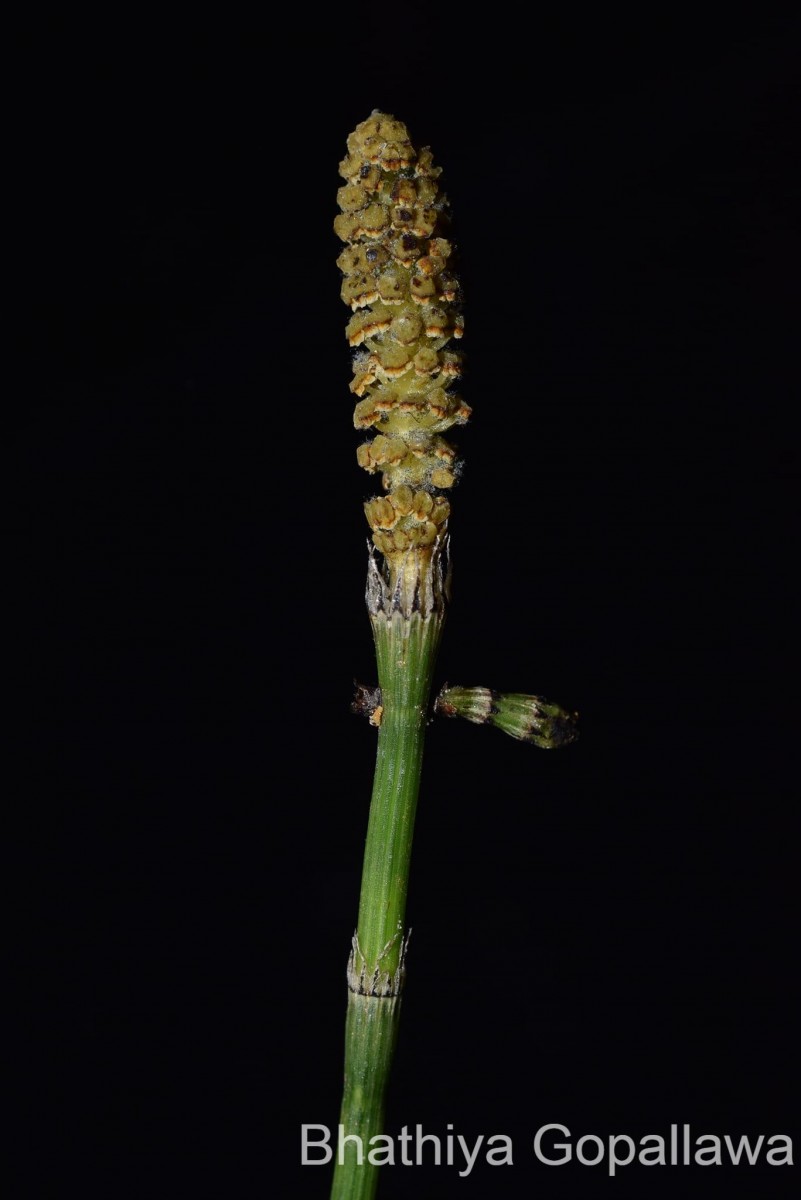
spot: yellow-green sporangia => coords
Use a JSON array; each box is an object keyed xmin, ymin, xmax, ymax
[{"xmin": 336, "ymin": 111, "xmax": 469, "ymax": 613}]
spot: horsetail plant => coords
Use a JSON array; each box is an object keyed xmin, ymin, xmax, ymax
[{"xmin": 331, "ymin": 112, "xmax": 577, "ymax": 1199}]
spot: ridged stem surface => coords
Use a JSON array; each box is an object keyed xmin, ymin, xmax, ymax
[
  {"xmin": 331, "ymin": 608, "xmax": 443, "ymax": 1199},
  {"xmin": 357, "ymin": 610, "xmax": 442, "ymax": 974}
]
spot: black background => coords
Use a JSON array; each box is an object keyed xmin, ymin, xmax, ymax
[{"xmin": 14, "ymin": 12, "xmax": 799, "ymax": 1198}]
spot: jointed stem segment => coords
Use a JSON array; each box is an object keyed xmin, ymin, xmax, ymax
[
  {"xmin": 332, "ymin": 581, "xmax": 444, "ymax": 1200},
  {"xmin": 331, "ymin": 994, "xmax": 402, "ymax": 1200},
  {"xmin": 355, "ymin": 609, "xmax": 443, "ymax": 981}
]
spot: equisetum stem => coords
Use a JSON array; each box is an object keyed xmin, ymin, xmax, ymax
[
  {"xmin": 330, "ymin": 111, "xmax": 576, "ymax": 1197},
  {"xmin": 331, "ymin": 603, "xmax": 444, "ymax": 1200},
  {"xmin": 333, "ymin": 110, "xmax": 461, "ymax": 1199},
  {"xmin": 357, "ymin": 610, "xmax": 443, "ymax": 973},
  {"xmin": 330, "ymin": 992, "xmax": 401, "ymax": 1200}
]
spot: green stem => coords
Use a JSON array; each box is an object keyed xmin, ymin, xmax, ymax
[
  {"xmin": 331, "ymin": 601, "xmax": 444, "ymax": 1199},
  {"xmin": 358, "ymin": 610, "xmax": 442, "ymax": 975},
  {"xmin": 329, "ymin": 994, "xmax": 401, "ymax": 1200}
]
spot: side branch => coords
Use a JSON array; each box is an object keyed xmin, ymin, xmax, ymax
[{"xmin": 436, "ymin": 684, "xmax": 579, "ymax": 748}]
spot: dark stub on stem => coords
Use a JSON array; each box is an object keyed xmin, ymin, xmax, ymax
[{"xmin": 351, "ymin": 681, "xmax": 383, "ymax": 726}]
